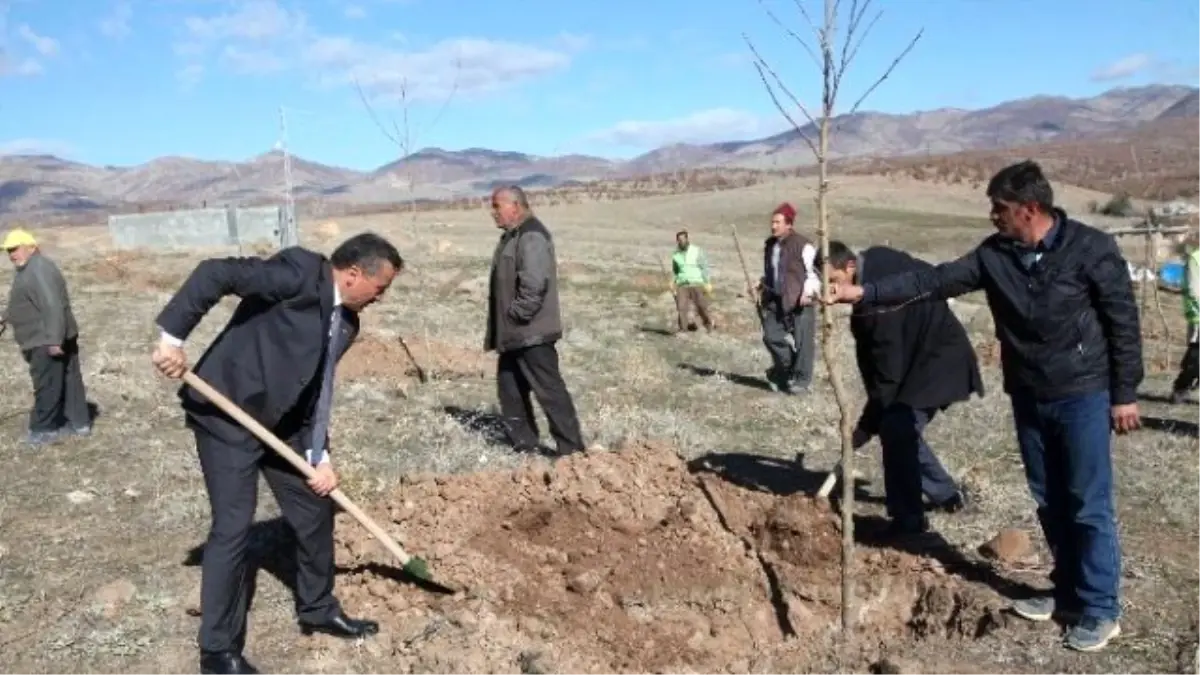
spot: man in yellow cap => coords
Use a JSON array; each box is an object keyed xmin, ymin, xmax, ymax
[{"xmin": 2, "ymin": 227, "xmax": 90, "ymax": 445}]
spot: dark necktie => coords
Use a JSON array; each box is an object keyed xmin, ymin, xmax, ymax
[{"xmin": 308, "ymin": 306, "xmax": 345, "ymax": 466}]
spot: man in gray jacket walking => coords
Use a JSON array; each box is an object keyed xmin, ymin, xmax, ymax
[
  {"xmin": 484, "ymin": 186, "xmax": 585, "ymax": 457},
  {"xmin": 2, "ymin": 228, "xmax": 90, "ymax": 445}
]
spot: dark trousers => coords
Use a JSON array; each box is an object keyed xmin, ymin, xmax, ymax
[
  {"xmin": 675, "ymin": 285, "xmax": 712, "ymax": 331},
  {"xmin": 194, "ymin": 429, "xmax": 340, "ymax": 654},
  {"xmin": 496, "ymin": 343, "xmax": 585, "ymax": 454},
  {"xmin": 761, "ymin": 298, "xmax": 816, "ymax": 387},
  {"xmin": 1011, "ymin": 391, "xmax": 1121, "ymax": 622},
  {"xmin": 1172, "ymin": 341, "xmax": 1199, "ymax": 394},
  {"xmin": 22, "ymin": 336, "xmax": 89, "ymax": 433},
  {"xmin": 877, "ymin": 404, "xmax": 959, "ymax": 522}
]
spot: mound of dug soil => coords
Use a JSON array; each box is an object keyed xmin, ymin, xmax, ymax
[
  {"xmin": 338, "ymin": 333, "xmax": 494, "ymax": 383},
  {"xmin": 332, "ymin": 443, "xmax": 1007, "ymax": 673}
]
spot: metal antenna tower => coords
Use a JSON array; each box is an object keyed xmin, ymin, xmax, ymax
[{"xmin": 278, "ymin": 105, "xmax": 298, "ymax": 247}]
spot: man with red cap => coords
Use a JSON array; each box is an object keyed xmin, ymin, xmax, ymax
[{"xmin": 755, "ymin": 202, "xmax": 820, "ymax": 394}]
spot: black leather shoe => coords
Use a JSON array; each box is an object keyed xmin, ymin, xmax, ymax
[
  {"xmin": 199, "ymin": 651, "xmax": 258, "ymax": 674},
  {"xmin": 299, "ymin": 613, "xmax": 380, "ymax": 639}
]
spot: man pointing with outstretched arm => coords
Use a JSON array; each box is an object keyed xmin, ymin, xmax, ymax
[{"xmin": 826, "ymin": 161, "xmax": 1142, "ymax": 654}]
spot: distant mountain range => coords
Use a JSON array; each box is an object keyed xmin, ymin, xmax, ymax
[{"xmin": 1, "ymin": 84, "xmax": 1196, "ymax": 217}]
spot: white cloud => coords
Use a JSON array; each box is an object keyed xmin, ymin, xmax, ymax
[
  {"xmin": 17, "ymin": 24, "xmax": 58, "ymax": 57},
  {"xmin": 584, "ymin": 108, "xmax": 786, "ymax": 148},
  {"xmin": 305, "ymin": 36, "xmax": 571, "ymax": 102},
  {"xmin": 0, "ymin": 138, "xmax": 75, "ymax": 156},
  {"xmin": 176, "ymin": 63, "xmax": 204, "ymax": 90},
  {"xmin": 99, "ymin": 1, "xmax": 133, "ymax": 40},
  {"xmin": 222, "ymin": 45, "xmax": 286, "ymax": 74},
  {"xmin": 1091, "ymin": 53, "xmax": 1155, "ymax": 82},
  {"xmin": 183, "ymin": 0, "xmax": 306, "ymax": 42},
  {"xmin": 172, "ymin": 0, "xmax": 577, "ymax": 100},
  {"xmin": 0, "ymin": 55, "xmax": 43, "ymax": 76},
  {"xmin": 344, "ymin": 4, "xmax": 367, "ymax": 19}
]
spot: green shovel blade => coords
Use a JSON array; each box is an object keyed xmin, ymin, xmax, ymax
[{"xmin": 402, "ymin": 556, "xmax": 431, "ymax": 581}]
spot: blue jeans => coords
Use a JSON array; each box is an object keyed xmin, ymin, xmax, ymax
[
  {"xmin": 1011, "ymin": 391, "xmax": 1121, "ymax": 622},
  {"xmin": 878, "ymin": 404, "xmax": 959, "ymax": 523}
]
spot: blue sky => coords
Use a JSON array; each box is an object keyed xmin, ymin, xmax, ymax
[{"xmin": 1, "ymin": 0, "xmax": 1197, "ymax": 171}]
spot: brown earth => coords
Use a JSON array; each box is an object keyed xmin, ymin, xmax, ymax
[
  {"xmin": 338, "ymin": 332, "xmax": 495, "ymax": 383},
  {"xmin": 329, "ymin": 442, "xmax": 1005, "ymax": 673},
  {"xmin": 80, "ymin": 252, "xmax": 186, "ymax": 292}
]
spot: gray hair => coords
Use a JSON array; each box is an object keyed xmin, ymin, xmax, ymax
[{"xmin": 494, "ymin": 185, "xmax": 531, "ymax": 210}]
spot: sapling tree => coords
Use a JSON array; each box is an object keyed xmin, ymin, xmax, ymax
[{"xmin": 744, "ymin": 0, "xmax": 922, "ymax": 640}]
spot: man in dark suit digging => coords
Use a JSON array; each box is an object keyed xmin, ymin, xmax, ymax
[
  {"xmin": 820, "ymin": 240, "xmax": 983, "ymax": 535},
  {"xmin": 151, "ymin": 233, "xmax": 402, "ymax": 675}
]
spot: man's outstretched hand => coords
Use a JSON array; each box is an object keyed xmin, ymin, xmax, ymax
[{"xmin": 824, "ymin": 283, "xmax": 865, "ymax": 305}]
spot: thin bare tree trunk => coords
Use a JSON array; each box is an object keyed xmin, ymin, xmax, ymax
[{"xmin": 746, "ymin": 0, "xmax": 922, "ymax": 648}]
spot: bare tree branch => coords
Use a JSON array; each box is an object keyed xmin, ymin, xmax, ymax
[
  {"xmin": 845, "ymin": 27, "xmax": 923, "ymax": 115},
  {"xmin": 755, "ymin": 0, "xmax": 820, "ymax": 69},
  {"xmin": 744, "ymin": 35, "xmax": 820, "ymax": 157},
  {"xmin": 353, "ymin": 57, "xmax": 462, "ymax": 292},
  {"xmin": 354, "ymin": 78, "xmax": 403, "ymax": 148},
  {"xmin": 833, "ymin": 0, "xmax": 883, "ymax": 102},
  {"xmin": 788, "ymin": 0, "xmax": 824, "ymax": 43}
]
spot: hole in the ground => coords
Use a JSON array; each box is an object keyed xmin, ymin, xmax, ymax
[{"xmin": 333, "ymin": 442, "xmax": 1005, "ymax": 672}]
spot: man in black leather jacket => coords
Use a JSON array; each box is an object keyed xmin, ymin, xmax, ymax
[{"xmin": 825, "ymin": 160, "xmax": 1142, "ymax": 654}]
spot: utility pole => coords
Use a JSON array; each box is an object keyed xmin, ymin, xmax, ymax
[{"xmin": 278, "ymin": 105, "xmax": 299, "ymax": 247}]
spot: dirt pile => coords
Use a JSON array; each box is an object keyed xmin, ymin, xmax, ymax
[
  {"xmin": 332, "ymin": 442, "xmax": 1006, "ymax": 673},
  {"xmin": 338, "ymin": 333, "xmax": 495, "ymax": 383}
]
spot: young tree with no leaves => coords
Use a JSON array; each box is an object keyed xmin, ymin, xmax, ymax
[
  {"xmin": 744, "ymin": 0, "xmax": 922, "ymax": 638},
  {"xmin": 355, "ymin": 63, "xmax": 462, "ymax": 281}
]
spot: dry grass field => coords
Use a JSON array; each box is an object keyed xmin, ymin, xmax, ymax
[
  {"xmin": 839, "ymin": 117, "xmax": 1200, "ymax": 202},
  {"xmin": 0, "ymin": 175, "xmax": 1196, "ymax": 673}
]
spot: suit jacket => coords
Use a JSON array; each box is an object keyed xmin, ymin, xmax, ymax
[
  {"xmin": 155, "ymin": 247, "xmax": 360, "ymax": 446},
  {"xmin": 852, "ymin": 246, "xmax": 983, "ymax": 435}
]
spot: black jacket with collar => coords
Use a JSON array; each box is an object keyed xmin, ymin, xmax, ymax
[
  {"xmin": 852, "ymin": 246, "xmax": 984, "ymax": 434},
  {"xmin": 864, "ymin": 210, "xmax": 1143, "ymax": 404},
  {"xmin": 156, "ymin": 246, "xmax": 360, "ymax": 445}
]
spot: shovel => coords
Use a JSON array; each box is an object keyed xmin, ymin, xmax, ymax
[
  {"xmin": 815, "ymin": 455, "xmax": 866, "ymax": 499},
  {"xmin": 182, "ymin": 371, "xmax": 456, "ymax": 594}
]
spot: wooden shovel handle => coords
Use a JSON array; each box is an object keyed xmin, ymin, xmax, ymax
[{"xmin": 181, "ymin": 370, "xmax": 413, "ymax": 566}]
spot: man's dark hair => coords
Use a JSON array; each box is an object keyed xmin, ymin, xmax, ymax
[
  {"xmin": 676, "ymin": 230, "xmax": 688, "ymax": 239},
  {"xmin": 330, "ymin": 232, "xmax": 403, "ymax": 275},
  {"xmin": 816, "ymin": 240, "xmax": 857, "ymax": 271},
  {"xmin": 986, "ymin": 160, "xmax": 1054, "ymax": 213}
]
